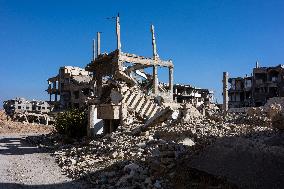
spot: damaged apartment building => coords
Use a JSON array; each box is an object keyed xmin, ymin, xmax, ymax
[
  {"xmin": 46, "ymin": 66, "xmax": 93, "ymax": 110},
  {"xmin": 3, "ymin": 97, "xmax": 52, "ymax": 124},
  {"xmin": 227, "ymin": 62, "xmax": 284, "ymax": 108},
  {"xmin": 170, "ymin": 84, "xmax": 214, "ymax": 106}
]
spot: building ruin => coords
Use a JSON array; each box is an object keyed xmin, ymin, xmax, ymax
[
  {"xmin": 85, "ymin": 15, "xmax": 175, "ymax": 133},
  {"xmin": 227, "ymin": 63, "xmax": 284, "ymax": 109},
  {"xmin": 46, "ymin": 66, "xmax": 93, "ymax": 110},
  {"xmin": 43, "ymin": 15, "xmax": 216, "ymax": 134},
  {"xmin": 171, "ymin": 84, "xmax": 213, "ymax": 106},
  {"xmin": 3, "ymin": 97, "xmax": 52, "ymax": 124}
]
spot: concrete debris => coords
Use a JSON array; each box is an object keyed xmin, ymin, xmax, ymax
[
  {"xmin": 0, "ymin": 110, "xmax": 53, "ymax": 134},
  {"xmin": 246, "ymin": 97, "xmax": 284, "ymax": 119},
  {"xmin": 178, "ymin": 104, "xmax": 202, "ymax": 123},
  {"xmin": 179, "ymin": 138, "xmax": 195, "ymax": 146},
  {"xmin": 45, "ymin": 108, "xmax": 278, "ymax": 188},
  {"xmin": 271, "ymin": 112, "xmax": 284, "ymax": 130},
  {"xmin": 3, "ymin": 97, "xmax": 53, "ymax": 125}
]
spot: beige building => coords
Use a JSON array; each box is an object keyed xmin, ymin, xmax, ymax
[{"xmin": 46, "ymin": 66, "xmax": 93, "ymax": 110}]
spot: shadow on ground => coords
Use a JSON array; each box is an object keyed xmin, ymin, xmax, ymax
[
  {"xmin": 0, "ymin": 181, "xmax": 87, "ymax": 189},
  {"xmin": 0, "ymin": 137, "xmax": 42, "ymax": 155}
]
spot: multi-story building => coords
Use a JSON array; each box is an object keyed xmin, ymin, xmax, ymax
[
  {"xmin": 228, "ymin": 64, "xmax": 284, "ymax": 108},
  {"xmin": 252, "ymin": 64, "xmax": 284, "ymax": 106},
  {"xmin": 172, "ymin": 84, "xmax": 214, "ymax": 107},
  {"xmin": 46, "ymin": 66, "xmax": 93, "ymax": 110},
  {"xmin": 3, "ymin": 97, "xmax": 51, "ymax": 116},
  {"xmin": 228, "ymin": 76, "xmax": 252, "ymax": 108}
]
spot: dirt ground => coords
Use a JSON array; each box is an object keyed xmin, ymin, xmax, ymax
[{"xmin": 0, "ymin": 119, "xmax": 88, "ymax": 189}]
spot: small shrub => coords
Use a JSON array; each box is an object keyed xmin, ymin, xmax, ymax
[{"xmin": 54, "ymin": 108, "xmax": 87, "ymax": 138}]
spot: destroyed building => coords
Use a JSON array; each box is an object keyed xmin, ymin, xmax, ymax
[
  {"xmin": 46, "ymin": 66, "xmax": 93, "ymax": 110},
  {"xmin": 86, "ymin": 15, "xmax": 175, "ymax": 134},
  {"xmin": 227, "ymin": 63, "xmax": 284, "ymax": 108},
  {"xmin": 171, "ymin": 84, "xmax": 214, "ymax": 106},
  {"xmin": 3, "ymin": 97, "xmax": 52, "ymax": 124},
  {"xmin": 43, "ymin": 15, "xmax": 215, "ymax": 134},
  {"xmin": 228, "ymin": 75, "xmax": 252, "ymax": 108}
]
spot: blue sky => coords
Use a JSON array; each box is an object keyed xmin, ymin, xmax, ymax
[{"xmin": 1, "ymin": 0, "xmax": 284, "ymax": 105}]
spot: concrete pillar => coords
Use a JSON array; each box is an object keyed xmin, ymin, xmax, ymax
[
  {"xmin": 223, "ymin": 72, "xmax": 229, "ymax": 112},
  {"xmin": 96, "ymin": 32, "xmax": 101, "ymax": 57},
  {"xmin": 87, "ymin": 105, "xmax": 96, "ymax": 138},
  {"xmin": 169, "ymin": 67, "xmax": 174, "ymax": 98},
  {"xmin": 153, "ymin": 66, "xmax": 158, "ymax": 94},
  {"xmin": 116, "ymin": 14, "xmax": 121, "ymax": 52},
  {"xmin": 151, "ymin": 25, "xmax": 158, "ymax": 59},
  {"xmin": 151, "ymin": 24, "xmax": 159, "ymax": 95},
  {"xmin": 92, "ymin": 39, "xmax": 96, "ymax": 60}
]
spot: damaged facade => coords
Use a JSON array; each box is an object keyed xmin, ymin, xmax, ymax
[
  {"xmin": 46, "ymin": 66, "xmax": 93, "ymax": 110},
  {"xmin": 171, "ymin": 84, "xmax": 214, "ymax": 106},
  {"xmin": 3, "ymin": 97, "xmax": 52, "ymax": 124},
  {"xmin": 227, "ymin": 63, "xmax": 284, "ymax": 108}
]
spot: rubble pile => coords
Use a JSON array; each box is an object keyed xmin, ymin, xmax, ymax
[
  {"xmin": 52, "ymin": 108, "xmax": 274, "ymax": 188},
  {"xmin": 0, "ymin": 110, "xmax": 9, "ymax": 122},
  {"xmin": 179, "ymin": 104, "xmax": 202, "ymax": 123},
  {"xmin": 271, "ymin": 112, "xmax": 284, "ymax": 130},
  {"xmin": 0, "ymin": 110, "xmax": 54, "ymax": 134},
  {"xmin": 247, "ymin": 97, "xmax": 284, "ymax": 118},
  {"xmin": 244, "ymin": 97, "xmax": 284, "ymax": 128}
]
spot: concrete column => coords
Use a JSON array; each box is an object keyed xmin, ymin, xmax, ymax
[
  {"xmin": 96, "ymin": 32, "xmax": 101, "ymax": 57},
  {"xmin": 116, "ymin": 14, "xmax": 121, "ymax": 52},
  {"xmin": 153, "ymin": 66, "xmax": 158, "ymax": 94},
  {"xmin": 92, "ymin": 39, "xmax": 96, "ymax": 60},
  {"xmin": 87, "ymin": 105, "xmax": 95, "ymax": 138},
  {"xmin": 223, "ymin": 72, "xmax": 229, "ymax": 112},
  {"xmin": 169, "ymin": 67, "xmax": 174, "ymax": 97},
  {"xmin": 151, "ymin": 25, "xmax": 158, "ymax": 59}
]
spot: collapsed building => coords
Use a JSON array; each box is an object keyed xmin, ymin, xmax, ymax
[
  {"xmin": 3, "ymin": 97, "xmax": 52, "ymax": 124},
  {"xmin": 86, "ymin": 15, "xmax": 177, "ymax": 134},
  {"xmin": 46, "ymin": 66, "xmax": 93, "ymax": 110},
  {"xmin": 226, "ymin": 63, "xmax": 284, "ymax": 109},
  {"xmin": 43, "ymin": 15, "xmax": 216, "ymax": 134}
]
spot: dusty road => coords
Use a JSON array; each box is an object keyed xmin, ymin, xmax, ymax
[{"xmin": 0, "ymin": 133, "xmax": 87, "ymax": 189}]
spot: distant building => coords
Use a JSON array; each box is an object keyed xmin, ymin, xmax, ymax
[
  {"xmin": 3, "ymin": 97, "xmax": 51, "ymax": 116},
  {"xmin": 172, "ymin": 84, "xmax": 214, "ymax": 107},
  {"xmin": 228, "ymin": 76, "xmax": 252, "ymax": 108},
  {"xmin": 228, "ymin": 63, "xmax": 284, "ymax": 108},
  {"xmin": 46, "ymin": 66, "xmax": 93, "ymax": 110}
]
